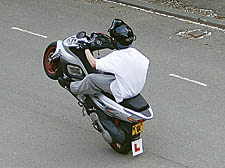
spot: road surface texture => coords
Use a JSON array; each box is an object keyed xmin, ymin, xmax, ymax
[
  {"xmin": 0, "ymin": 0, "xmax": 225, "ymax": 168},
  {"xmin": 141, "ymin": 0, "xmax": 225, "ymax": 18}
]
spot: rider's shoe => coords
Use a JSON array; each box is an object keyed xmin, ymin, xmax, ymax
[{"xmin": 58, "ymin": 77, "xmax": 72, "ymax": 89}]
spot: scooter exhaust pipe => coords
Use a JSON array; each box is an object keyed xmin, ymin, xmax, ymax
[{"xmin": 90, "ymin": 112, "xmax": 113, "ymax": 144}]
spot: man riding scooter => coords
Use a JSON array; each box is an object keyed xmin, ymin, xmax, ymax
[
  {"xmin": 43, "ymin": 18, "xmax": 153, "ymax": 154},
  {"xmin": 58, "ymin": 18, "xmax": 150, "ymax": 103}
]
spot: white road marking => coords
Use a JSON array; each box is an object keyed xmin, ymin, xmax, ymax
[
  {"xmin": 11, "ymin": 27, "xmax": 47, "ymax": 38},
  {"xmin": 169, "ymin": 74, "xmax": 208, "ymax": 87}
]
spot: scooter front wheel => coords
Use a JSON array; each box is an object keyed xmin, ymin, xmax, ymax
[{"xmin": 43, "ymin": 42, "xmax": 62, "ymax": 80}]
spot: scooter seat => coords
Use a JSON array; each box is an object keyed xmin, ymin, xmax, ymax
[
  {"xmin": 120, "ymin": 94, "xmax": 149, "ymax": 112},
  {"xmin": 102, "ymin": 92, "xmax": 149, "ymax": 112}
]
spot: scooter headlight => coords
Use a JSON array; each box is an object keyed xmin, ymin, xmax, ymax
[{"xmin": 67, "ymin": 65, "xmax": 83, "ymax": 78}]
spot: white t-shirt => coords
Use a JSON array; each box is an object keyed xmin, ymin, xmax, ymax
[{"xmin": 96, "ymin": 47, "xmax": 149, "ymax": 103}]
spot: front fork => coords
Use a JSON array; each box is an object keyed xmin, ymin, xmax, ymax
[{"xmin": 49, "ymin": 51, "xmax": 61, "ymax": 64}]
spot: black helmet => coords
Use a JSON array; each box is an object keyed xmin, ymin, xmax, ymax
[{"xmin": 108, "ymin": 19, "xmax": 136, "ymax": 48}]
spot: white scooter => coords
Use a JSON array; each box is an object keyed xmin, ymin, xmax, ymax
[{"xmin": 43, "ymin": 31, "xmax": 153, "ymax": 156}]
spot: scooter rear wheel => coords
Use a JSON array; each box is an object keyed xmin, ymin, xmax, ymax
[
  {"xmin": 110, "ymin": 133, "xmax": 132, "ymax": 154},
  {"xmin": 43, "ymin": 42, "xmax": 62, "ymax": 80}
]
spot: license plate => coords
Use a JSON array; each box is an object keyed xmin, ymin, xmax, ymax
[
  {"xmin": 132, "ymin": 122, "xmax": 143, "ymax": 136},
  {"xmin": 131, "ymin": 138, "xmax": 143, "ymax": 156}
]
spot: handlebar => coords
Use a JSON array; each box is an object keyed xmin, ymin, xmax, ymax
[{"xmin": 77, "ymin": 31, "xmax": 115, "ymax": 51}]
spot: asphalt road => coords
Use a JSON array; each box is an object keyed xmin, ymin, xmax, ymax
[{"xmin": 1, "ymin": 0, "xmax": 225, "ymax": 168}]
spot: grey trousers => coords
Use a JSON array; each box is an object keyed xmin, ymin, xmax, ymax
[{"xmin": 70, "ymin": 73, "xmax": 116, "ymax": 95}]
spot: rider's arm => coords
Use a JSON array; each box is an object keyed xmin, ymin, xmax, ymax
[{"xmin": 85, "ymin": 49, "xmax": 96, "ymax": 68}]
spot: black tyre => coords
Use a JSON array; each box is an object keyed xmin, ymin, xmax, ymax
[
  {"xmin": 43, "ymin": 42, "xmax": 62, "ymax": 80},
  {"xmin": 110, "ymin": 133, "xmax": 132, "ymax": 154},
  {"xmin": 109, "ymin": 120, "xmax": 140, "ymax": 154}
]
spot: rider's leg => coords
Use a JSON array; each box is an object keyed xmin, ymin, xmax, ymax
[{"xmin": 70, "ymin": 73, "xmax": 115, "ymax": 95}]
